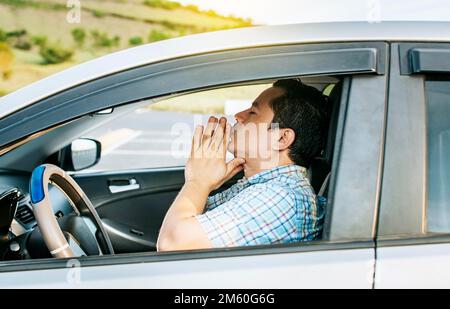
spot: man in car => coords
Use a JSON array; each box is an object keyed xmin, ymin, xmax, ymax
[{"xmin": 157, "ymin": 79, "xmax": 329, "ymax": 251}]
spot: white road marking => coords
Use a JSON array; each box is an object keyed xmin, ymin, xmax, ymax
[
  {"xmin": 140, "ymin": 131, "xmax": 188, "ymax": 137},
  {"xmin": 106, "ymin": 149, "xmax": 234, "ymax": 161},
  {"xmin": 130, "ymin": 138, "xmax": 191, "ymax": 144},
  {"xmin": 106, "ymin": 149, "xmax": 189, "ymax": 157},
  {"xmin": 102, "ymin": 130, "xmax": 142, "ymax": 156}
]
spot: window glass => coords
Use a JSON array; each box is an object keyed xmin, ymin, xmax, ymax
[
  {"xmin": 426, "ymin": 77, "xmax": 450, "ymax": 232},
  {"xmin": 82, "ymin": 84, "xmax": 270, "ymax": 171}
]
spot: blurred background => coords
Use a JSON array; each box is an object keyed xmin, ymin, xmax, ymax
[
  {"xmin": 0, "ymin": 0, "xmax": 449, "ymax": 170},
  {"xmin": 0, "ymin": 0, "xmax": 254, "ymax": 99},
  {"xmin": 1, "ymin": 0, "xmax": 449, "ymax": 99}
]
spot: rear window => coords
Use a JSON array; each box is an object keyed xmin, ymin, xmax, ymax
[{"xmin": 426, "ymin": 77, "xmax": 450, "ymax": 232}]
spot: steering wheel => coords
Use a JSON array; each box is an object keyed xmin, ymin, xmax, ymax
[{"xmin": 29, "ymin": 164, "xmax": 114, "ymax": 258}]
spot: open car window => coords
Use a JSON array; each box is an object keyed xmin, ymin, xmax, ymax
[{"xmin": 79, "ymin": 78, "xmax": 336, "ymax": 173}]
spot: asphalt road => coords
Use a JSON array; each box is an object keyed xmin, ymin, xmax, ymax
[{"xmin": 83, "ymin": 108, "xmax": 234, "ymax": 172}]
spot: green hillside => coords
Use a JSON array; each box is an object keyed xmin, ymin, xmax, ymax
[{"xmin": 0, "ymin": 0, "xmax": 253, "ymax": 96}]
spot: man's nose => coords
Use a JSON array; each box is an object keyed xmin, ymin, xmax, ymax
[{"xmin": 234, "ymin": 108, "xmax": 250, "ymax": 123}]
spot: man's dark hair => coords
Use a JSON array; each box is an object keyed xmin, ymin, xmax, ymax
[{"xmin": 270, "ymin": 78, "xmax": 330, "ymax": 168}]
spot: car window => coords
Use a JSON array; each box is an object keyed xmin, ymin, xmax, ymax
[
  {"xmin": 81, "ymin": 84, "xmax": 270, "ymax": 172},
  {"xmin": 426, "ymin": 77, "xmax": 450, "ymax": 233}
]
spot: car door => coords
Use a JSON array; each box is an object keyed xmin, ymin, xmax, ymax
[
  {"xmin": 72, "ymin": 166, "xmax": 243, "ymax": 254},
  {"xmin": 68, "ymin": 81, "xmax": 269, "ymax": 254},
  {"xmin": 0, "ymin": 41, "xmax": 388, "ymax": 288},
  {"xmin": 375, "ymin": 43, "xmax": 450, "ymax": 288}
]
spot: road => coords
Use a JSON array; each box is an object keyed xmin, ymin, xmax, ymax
[{"xmin": 83, "ymin": 108, "xmax": 234, "ymax": 172}]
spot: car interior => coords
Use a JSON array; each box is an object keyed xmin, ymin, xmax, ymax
[{"xmin": 0, "ymin": 75, "xmax": 344, "ymax": 261}]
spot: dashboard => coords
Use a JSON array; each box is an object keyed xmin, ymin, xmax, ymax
[{"xmin": 0, "ymin": 171, "xmax": 74, "ymax": 260}]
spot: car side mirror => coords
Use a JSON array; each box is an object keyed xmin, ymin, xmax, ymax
[{"xmin": 60, "ymin": 138, "xmax": 101, "ymax": 171}]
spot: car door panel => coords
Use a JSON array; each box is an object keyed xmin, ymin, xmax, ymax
[
  {"xmin": 375, "ymin": 43, "xmax": 450, "ymax": 287},
  {"xmin": 0, "ymin": 242, "xmax": 375, "ymax": 288},
  {"xmin": 0, "ymin": 41, "xmax": 389, "ymax": 288},
  {"xmin": 73, "ymin": 168, "xmax": 243, "ymax": 253},
  {"xmin": 73, "ymin": 168, "xmax": 183, "ymax": 253},
  {"xmin": 375, "ymin": 239, "xmax": 450, "ymax": 288}
]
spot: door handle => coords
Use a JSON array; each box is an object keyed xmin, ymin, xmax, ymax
[{"xmin": 108, "ymin": 178, "xmax": 140, "ymax": 194}]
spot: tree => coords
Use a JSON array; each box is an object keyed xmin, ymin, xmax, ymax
[
  {"xmin": 71, "ymin": 28, "xmax": 86, "ymax": 46},
  {"xmin": 129, "ymin": 36, "xmax": 143, "ymax": 46},
  {"xmin": 39, "ymin": 43, "xmax": 73, "ymax": 64},
  {"xmin": 0, "ymin": 42, "xmax": 14, "ymax": 79}
]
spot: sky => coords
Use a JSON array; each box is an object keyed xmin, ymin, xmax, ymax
[{"xmin": 177, "ymin": 0, "xmax": 450, "ymax": 25}]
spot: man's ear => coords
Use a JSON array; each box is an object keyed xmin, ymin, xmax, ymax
[{"xmin": 272, "ymin": 128, "xmax": 295, "ymax": 151}]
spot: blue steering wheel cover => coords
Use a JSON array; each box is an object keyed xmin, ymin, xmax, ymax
[{"xmin": 30, "ymin": 165, "xmax": 46, "ymax": 204}]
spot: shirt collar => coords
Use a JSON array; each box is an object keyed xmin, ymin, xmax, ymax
[{"xmin": 238, "ymin": 164, "xmax": 308, "ymax": 185}]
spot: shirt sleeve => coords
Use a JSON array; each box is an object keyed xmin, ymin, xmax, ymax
[
  {"xmin": 204, "ymin": 181, "xmax": 244, "ymax": 212},
  {"xmin": 204, "ymin": 190, "xmax": 228, "ymax": 212},
  {"xmin": 196, "ymin": 183, "xmax": 298, "ymax": 248}
]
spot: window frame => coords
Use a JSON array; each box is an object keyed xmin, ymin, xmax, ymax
[
  {"xmin": 0, "ymin": 42, "xmax": 386, "ymax": 149},
  {"xmin": 0, "ymin": 41, "xmax": 389, "ymax": 272},
  {"xmin": 423, "ymin": 75, "xmax": 450, "ymax": 234},
  {"xmin": 378, "ymin": 42, "xmax": 450, "ymax": 243}
]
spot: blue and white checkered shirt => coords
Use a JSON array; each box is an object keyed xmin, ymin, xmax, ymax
[{"xmin": 196, "ymin": 164, "xmax": 326, "ymax": 248}]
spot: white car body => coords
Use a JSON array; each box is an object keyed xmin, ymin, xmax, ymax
[{"xmin": 0, "ymin": 21, "xmax": 449, "ymax": 288}]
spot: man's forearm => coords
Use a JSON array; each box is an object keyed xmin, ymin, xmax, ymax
[
  {"xmin": 157, "ymin": 181, "xmax": 211, "ymax": 250},
  {"xmin": 157, "ymin": 116, "xmax": 242, "ymax": 251},
  {"xmin": 165, "ymin": 181, "xmax": 210, "ymax": 221}
]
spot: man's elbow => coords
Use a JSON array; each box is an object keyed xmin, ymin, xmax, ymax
[
  {"xmin": 157, "ymin": 221, "xmax": 211, "ymax": 251},
  {"xmin": 157, "ymin": 236, "xmax": 180, "ymax": 252},
  {"xmin": 157, "ymin": 230, "xmax": 178, "ymax": 252},
  {"xmin": 157, "ymin": 224, "xmax": 190, "ymax": 251}
]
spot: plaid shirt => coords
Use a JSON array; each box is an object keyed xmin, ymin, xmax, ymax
[{"xmin": 195, "ymin": 164, "xmax": 326, "ymax": 248}]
